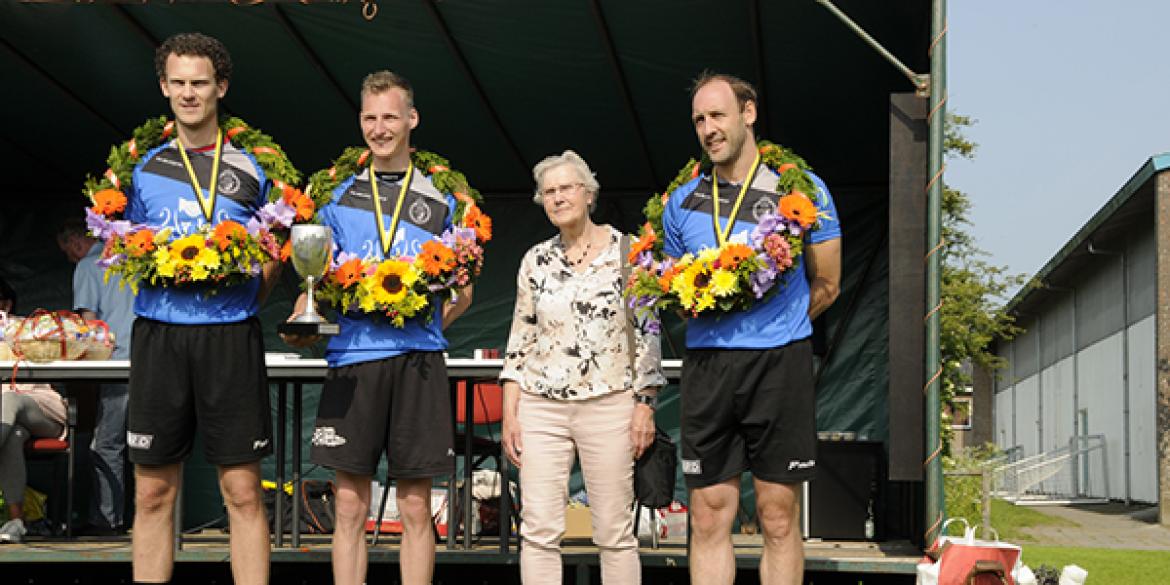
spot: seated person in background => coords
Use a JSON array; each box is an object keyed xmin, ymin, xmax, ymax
[{"xmin": 0, "ymin": 382, "xmax": 66, "ymax": 543}]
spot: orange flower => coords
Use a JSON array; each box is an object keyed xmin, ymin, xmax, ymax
[
  {"xmin": 280, "ymin": 239, "xmax": 292, "ymax": 261},
  {"xmin": 462, "ymin": 204, "xmax": 493, "ymax": 242},
  {"xmin": 658, "ymin": 264, "xmax": 682, "ymax": 292},
  {"xmin": 332, "ymin": 257, "xmax": 365, "ymax": 288},
  {"xmin": 282, "ymin": 187, "xmax": 314, "ymax": 222},
  {"xmin": 779, "ymin": 191, "xmax": 818, "ymax": 228},
  {"xmin": 628, "ymin": 223, "xmax": 657, "ymax": 263},
  {"xmin": 717, "ymin": 243, "xmax": 754, "ymax": 269},
  {"xmin": 212, "ymin": 220, "xmax": 248, "ymax": 251},
  {"xmin": 419, "ymin": 240, "xmax": 457, "ymax": 276},
  {"xmin": 124, "ymin": 229, "xmax": 156, "ymax": 257},
  {"xmin": 777, "ymin": 163, "xmax": 797, "ymax": 174},
  {"xmin": 92, "ymin": 189, "xmax": 127, "ymax": 216}
]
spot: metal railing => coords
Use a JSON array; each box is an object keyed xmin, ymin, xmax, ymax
[{"xmin": 991, "ymin": 435, "xmax": 1108, "ymax": 502}]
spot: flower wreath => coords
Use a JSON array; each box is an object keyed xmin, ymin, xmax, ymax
[
  {"xmin": 309, "ymin": 148, "xmax": 493, "ymax": 327},
  {"xmin": 82, "ymin": 116, "xmax": 316, "ymax": 292},
  {"xmin": 625, "ymin": 141, "xmax": 828, "ymax": 325}
]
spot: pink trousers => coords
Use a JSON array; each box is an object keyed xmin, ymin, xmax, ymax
[{"xmin": 518, "ymin": 390, "xmax": 639, "ymax": 584}]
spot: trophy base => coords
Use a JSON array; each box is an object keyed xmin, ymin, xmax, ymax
[{"xmin": 278, "ymin": 322, "xmax": 340, "ymax": 336}]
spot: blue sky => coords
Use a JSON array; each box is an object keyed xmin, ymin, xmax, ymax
[{"xmin": 948, "ymin": 1, "xmax": 1170, "ymax": 293}]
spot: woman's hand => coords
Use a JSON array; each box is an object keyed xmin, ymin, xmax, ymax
[
  {"xmin": 502, "ymin": 411, "xmax": 523, "ymax": 468},
  {"xmin": 502, "ymin": 381, "xmax": 523, "ymax": 467},
  {"xmin": 630, "ymin": 402, "xmax": 656, "ymax": 460}
]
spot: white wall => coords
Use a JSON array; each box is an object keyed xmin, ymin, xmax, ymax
[
  {"xmin": 1077, "ymin": 334, "xmax": 1125, "ymax": 499},
  {"xmin": 1128, "ymin": 316, "xmax": 1157, "ymax": 503}
]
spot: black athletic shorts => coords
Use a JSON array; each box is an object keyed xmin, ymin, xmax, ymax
[
  {"xmin": 127, "ymin": 317, "xmax": 272, "ymax": 466},
  {"xmin": 310, "ymin": 351, "xmax": 454, "ymax": 479},
  {"xmin": 680, "ymin": 338, "xmax": 817, "ymax": 488}
]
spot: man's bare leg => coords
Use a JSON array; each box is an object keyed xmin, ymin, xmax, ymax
[
  {"xmin": 688, "ymin": 477, "xmax": 740, "ymax": 585},
  {"xmin": 217, "ymin": 462, "xmax": 270, "ymax": 585},
  {"xmin": 132, "ymin": 463, "xmax": 181, "ymax": 583},
  {"xmin": 755, "ymin": 478, "xmax": 803, "ymax": 585},
  {"xmin": 396, "ymin": 477, "xmax": 435, "ymax": 585},
  {"xmin": 331, "ymin": 470, "xmax": 372, "ymax": 585}
]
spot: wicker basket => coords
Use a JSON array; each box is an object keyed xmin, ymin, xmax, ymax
[
  {"xmin": 3, "ymin": 309, "xmax": 90, "ymax": 363},
  {"xmin": 81, "ymin": 319, "xmax": 116, "ymax": 360}
]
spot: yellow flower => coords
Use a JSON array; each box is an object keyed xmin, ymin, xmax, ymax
[
  {"xmin": 408, "ymin": 293, "xmax": 429, "ymax": 313},
  {"xmin": 164, "ymin": 233, "xmax": 221, "ymax": 280},
  {"xmin": 697, "ymin": 248, "xmax": 720, "ymax": 264},
  {"xmin": 695, "ymin": 292, "xmax": 717, "ymax": 312},
  {"xmin": 154, "ymin": 247, "xmax": 177, "ymax": 277},
  {"xmin": 709, "ymin": 269, "xmax": 738, "ymax": 297},
  {"xmin": 361, "ymin": 259, "xmax": 419, "ymax": 307}
]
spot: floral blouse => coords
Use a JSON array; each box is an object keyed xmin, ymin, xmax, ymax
[{"xmin": 500, "ymin": 226, "xmax": 666, "ymax": 400}]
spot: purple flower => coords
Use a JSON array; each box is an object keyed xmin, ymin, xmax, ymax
[
  {"xmin": 258, "ymin": 201, "xmax": 296, "ymax": 229},
  {"xmin": 97, "ymin": 253, "xmax": 125, "ymax": 269},
  {"xmin": 86, "ymin": 208, "xmax": 131, "ymax": 239},
  {"xmin": 642, "ymin": 318, "xmax": 662, "ymax": 335},
  {"xmin": 441, "ymin": 226, "xmax": 477, "ymax": 248},
  {"xmin": 749, "ymin": 255, "xmax": 778, "ymax": 298},
  {"xmin": 636, "ymin": 250, "xmax": 654, "ymax": 269},
  {"xmin": 245, "ymin": 217, "xmax": 264, "ymax": 237}
]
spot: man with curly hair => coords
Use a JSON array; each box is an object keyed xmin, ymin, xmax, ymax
[{"xmin": 123, "ymin": 32, "xmax": 282, "ymax": 585}]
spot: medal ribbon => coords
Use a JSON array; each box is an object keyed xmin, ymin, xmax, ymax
[
  {"xmin": 710, "ymin": 151, "xmax": 762, "ymax": 246},
  {"xmin": 370, "ymin": 164, "xmax": 415, "ymax": 257},
  {"xmin": 176, "ymin": 128, "xmax": 225, "ymax": 222}
]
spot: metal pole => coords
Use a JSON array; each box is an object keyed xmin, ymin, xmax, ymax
[
  {"xmin": 814, "ymin": 0, "xmax": 929, "ymax": 93},
  {"xmin": 924, "ymin": 0, "xmax": 947, "ymax": 545}
]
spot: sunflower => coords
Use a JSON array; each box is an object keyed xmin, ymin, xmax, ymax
[
  {"xmin": 158, "ymin": 233, "xmax": 220, "ymax": 279},
  {"xmin": 418, "ymin": 240, "xmax": 457, "ymax": 277},
  {"xmin": 124, "ymin": 229, "xmax": 156, "ymax": 257},
  {"xmin": 709, "ymin": 269, "xmax": 738, "ymax": 297},
  {"xmin": 212, "ymin": 220, "xmax": 248, "ymax": 252},
  {"xmin": 462, "ymin": 204, "xmax": 493, "ymax": 242},
  {"xmin": 717, "ymin": 243, "xmax": 754, "ymax": 270},
  {"xmin": 673, "ymin": 261, "xmax": 713, "ymax": 309},
  {"xmin": 332, "ymin": 257, "xmax": 366, "ymax": 289},
  {"xmin": 91, "ymin": 189, "xmax": 127, "ymax": 216},
  {"xmin": 779, "ymin": 192, "xmax": 818, "ymax": 229},
  {"xmin": 361, "ymin": 259, "xmax": 419, "ymax": 308}
]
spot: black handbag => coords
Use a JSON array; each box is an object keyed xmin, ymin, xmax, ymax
[{"xmin": 634, "ymin": 428, "xmax": 677, "ymax": 509}]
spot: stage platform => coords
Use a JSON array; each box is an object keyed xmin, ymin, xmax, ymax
[{"xmin": 0, "ymin": 532, "xmax": 921, "ymax": 584}]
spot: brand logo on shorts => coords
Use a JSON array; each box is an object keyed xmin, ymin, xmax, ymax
[
  {"xmin": 312, "ymin": 427, "xmax": 347, "ymax": 448},
  {"xmin": 127, "ymin": 432, "xmax": 154, "ymax": 450},
  {"xmin": 681, "ymin": 459, "xmax": 702, "ymax": 475},
  {"xmin": 253, "ymin": 439, "xmax": 270, "ymax": 451},
  {"xmin": 446, "ymin": 448, "xmax": 455, "ymax": 457},
  {"xmin": 787, "ymin": 459, "xmax": 816, "ymax": 471}
]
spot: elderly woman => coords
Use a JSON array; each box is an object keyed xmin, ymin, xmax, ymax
[{"xmin": 500, "ymin": 150, "xmax": 665, "ymax": 584}]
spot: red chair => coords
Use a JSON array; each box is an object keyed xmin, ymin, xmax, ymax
[{"xmin": 25, "ymin": 400, "xmax": 76, "ymax": 538}]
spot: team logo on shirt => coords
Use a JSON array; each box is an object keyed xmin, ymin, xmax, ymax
[
  {"xmin": 752, "ymin": 197, "xmax": 777, "ymax": 221},
  {"xmin": 408, "ymin": 198, "xmax": 432, "ymax": 225},
  {"xmin": 218, "ymin": 168, "xmax": 241, "ymax": 196}
]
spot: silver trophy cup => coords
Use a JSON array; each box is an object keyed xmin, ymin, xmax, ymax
[{"xmin": 280, "ymin": 224, "xmax": 340, "ymax": 336}]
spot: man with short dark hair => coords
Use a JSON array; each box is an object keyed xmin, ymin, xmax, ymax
[
  {"xmin": 57, "ymin": 217, "xmax": 135, "ymax": 536},
  {"xmin": 662, "ymin": 72, "xmax": 842, "ymax": 585},
  {"xmin": 284, "ymin": 70, "xmax": 472, "ymax": 585},
  {"xmin": 120, "ymin": 32, "xmax": 281, "ymax": 584}
]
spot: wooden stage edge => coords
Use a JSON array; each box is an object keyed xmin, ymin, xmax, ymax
[{"xmin": 0, "ymin": 533, "xmax": 921, "ymax": 575}]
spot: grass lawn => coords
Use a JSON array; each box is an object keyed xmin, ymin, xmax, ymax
[{"xmin": 1022, "ymin": 545, "xmax": 1170, "ymax": 585}]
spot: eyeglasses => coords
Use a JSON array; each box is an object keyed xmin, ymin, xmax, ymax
[{"xmin": 540, "ymin": 182, "xmax": 584, "ymax": 198}]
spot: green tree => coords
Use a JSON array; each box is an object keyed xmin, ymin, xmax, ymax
[{"xmin": 939, "ymin": 114, "xmax": 1027, "ymax": 452}]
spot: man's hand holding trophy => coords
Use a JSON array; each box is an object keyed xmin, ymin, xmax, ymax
[{"xmin": 279, "ymin": 224, "xmax": 340, "ymax": 345}]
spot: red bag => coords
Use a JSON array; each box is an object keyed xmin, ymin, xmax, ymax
[{"xmin": 918, "ymin": 519, "xmax": 1021, "ymax": 585}]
